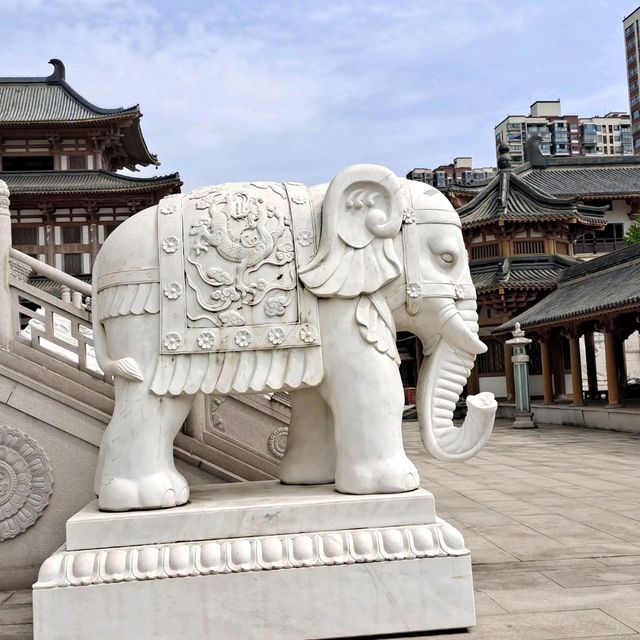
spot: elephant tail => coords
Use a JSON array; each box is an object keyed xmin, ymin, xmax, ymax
[{"xmin": 92, "ymin": 311, "xmax": 144, "ymax": 382}]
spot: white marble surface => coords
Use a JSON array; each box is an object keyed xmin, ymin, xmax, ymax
[
  {"xmin": 35, "ymin": 539, "xmax": 474, "ymax": 639},
  {"xmin": 66, "ymin": 480, "xmax": 437, "ymax": 550},
  {"xmin": 92, "ymin": 167, "xmax": 495, "ymax": 511}
]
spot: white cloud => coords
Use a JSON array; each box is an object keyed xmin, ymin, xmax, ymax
[{"xmin": 0, "ymin": 0, "xmax": 632, "ymax": 187}]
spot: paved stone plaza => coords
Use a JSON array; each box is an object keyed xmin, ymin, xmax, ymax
[{"xmin": 2, "ymin": 419, "xmax": 639, "ymax": 639}]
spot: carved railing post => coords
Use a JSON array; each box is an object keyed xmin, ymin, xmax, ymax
[{"xmin": 0, "ymin": 180, "xmax": 12, "ymax": 347}]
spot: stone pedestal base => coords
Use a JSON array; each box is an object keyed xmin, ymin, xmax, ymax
[
  {"xmin": 513, "ymin": 411, "xmax": 536, "ymax": 429},
  {"xmin": 34, "ymin": 484, "xmax": 476, "ymax": 639}
]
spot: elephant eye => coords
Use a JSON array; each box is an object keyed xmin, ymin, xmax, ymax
[{"xmin": 441, "ymin": 252, "xmax": 455, "ymax": 264}]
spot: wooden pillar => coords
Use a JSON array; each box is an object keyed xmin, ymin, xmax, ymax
[
  {"xmin": 44, "ymin": 224, "xmax": 54, "ymax": 266},
  {"xmin": 604, "ymin": 328, "xmax": 621, "ymax": 407},
  {"xmin": 583, "ymin": 331, "xmax": 598, "ymax": 399},
  {"xmin": 539, "ymin": 336, "xmax": 554, "ymax": 404},
  {"xmin": 615, "ymin": 337, "xmax": 628, "ymax": 400},
  {"xmin": 503, "ymin": 341, "xmax": 514, "ymax": 400},
  {"xmin": 89, "ymin": 222, "xmax": 99, "ymax": 269},
  {"xmin": 551, "ymin": 332, "xmax": 566, "ymax": 399},
  {"xmin": 568, "ymin": 332, "xmax": 584, "ymax": 406}
]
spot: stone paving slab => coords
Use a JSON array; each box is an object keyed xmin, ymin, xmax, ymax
[{"xmin": 2, "ymin": 419, "xmax": 639, "ymax": 639}]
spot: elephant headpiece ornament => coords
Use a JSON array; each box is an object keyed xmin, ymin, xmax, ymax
[{"xmin": 91, "ymin": 163, "xmax": 496, "ymax": 511}]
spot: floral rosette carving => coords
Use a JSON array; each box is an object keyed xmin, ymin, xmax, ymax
[
  {"xmin": 163, "ymin": 332, "xmax": 182, "ymax": 351},
  {"xmin": 406, "ymin": 282, "xmax": 421, "ymax": 298},
  {"xmin": 267, "ymin": 426, "xmax": 289, "ymax": 459},
  {"xmin": 197, "ymin": 330, "xmax": 216, "ymax": 350},
  {"xmin": 299, "ymin": 324, "xmax": 317, "ymax": 344},
  {"xmin": 235, "ymin": 330, "xmax": 252, "ymax": 348},
  {"xmin": 268, "ymin": 327, "xmax": 286, "ymax": 346},
  {"xmin": 159, "ymin": 199, "xmax": 177, "ymax": 215},
  {"xmin": 402, "ymin": 208, "xmax": 416, "ymax": 224},
  {"xmin": 161, "ymin": 236, "xmax": 180, "ymax": 254},
  {"xmin": 296, "ymin": 230, "xmax": 313, "ymax": 247},
  {"xmin": 0, "ymin": 425, "xmax": 53, "ymax": 541},
  {"xmin": 163, "ymin": 282, "xmax": 183, "ymax": 300}
]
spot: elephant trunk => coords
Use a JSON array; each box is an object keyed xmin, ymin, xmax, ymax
[{"xmin": 416, "ymin": 302, "xmax": 497, "ymax": 462}]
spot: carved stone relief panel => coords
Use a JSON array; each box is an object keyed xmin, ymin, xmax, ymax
[{"xmin": 0, "ymin": 425, "xmax": 53, "ymax": 541}]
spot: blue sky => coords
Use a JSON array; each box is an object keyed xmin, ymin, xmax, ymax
[{"xmin": 1, "ymin": 0, "xmax": 636, "ymax": 189}]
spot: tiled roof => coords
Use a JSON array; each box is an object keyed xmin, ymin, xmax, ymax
[
  {"xmin": 0, "ymin": 83, "xmax": 138, "ymax": 123},
  {"xmin": 471, "ymin": 256, "xmax": 576, "ymax": 292},
  {"xmin": 1, "ymin": 170, "xmax": 181, "ymax": 195},
  {"xmin": 0, "ymin": 59, "xmax": 138, "ymax": 123},
  {"xmin": 494, "ymin": 243, "xmax": 640, "ymax": 333},
  {"xmin": 458, "ymin": 170, "xmax": 607, "ymax": 230},
  {"xmin": 0, "ymin": 60, "xmax": 158, "ymax": 169},
  {"xmin": 517, "ymin": 165, "xmax": 640, "ymax": 198},
  {"xmin": 512, "ymin": 137, "xmax": 640, "ymax": 199}
]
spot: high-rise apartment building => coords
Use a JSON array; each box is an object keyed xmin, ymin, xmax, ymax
[
  {"xmin": 406, "ymin": 157, "xmax": 496, "ymax": 190},
  {"xmin": 494, "ymin": 100, "xmax": 633, "ymax": 165},
  {"xmin": 624, "ymin": 7, "xmax": 640, "ymax": 151}
]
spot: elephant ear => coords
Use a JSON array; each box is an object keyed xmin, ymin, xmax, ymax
[{"xmin": 299, "ymin": 164, "xmax": 404, "ymax": 297}]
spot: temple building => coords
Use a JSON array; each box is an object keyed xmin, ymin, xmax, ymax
[
  {"xmin": 0, "ymin": 59, "xmax": 181, "ymax": 278},
  {"xmin": 449, "ymin": 138, "xmax": 640, "ymax": 258},
  {"xmin": 495, "ymin": 243, "xmax": 640, "ymax": 422},
  {"xmin": 458, "ymin": 143, "xmax": 607, "ymax": 399}
]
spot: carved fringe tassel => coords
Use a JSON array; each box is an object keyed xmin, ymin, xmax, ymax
[
  {"xmin": 97, "ymin": 283, "xmax": 160, "ymax": 322},
  {"xmin": 150, "ymin": 346, "xmax": 323, "ymax": 396}
]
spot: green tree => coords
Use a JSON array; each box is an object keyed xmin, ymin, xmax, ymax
[{"xmin": 624, "ymin": 215, "xmax": 640, "ymax": 245}]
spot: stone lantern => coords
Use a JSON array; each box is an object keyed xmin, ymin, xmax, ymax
[{"xmin": 506, "ymin": 322, "xmax": 536, "ymax": 429}]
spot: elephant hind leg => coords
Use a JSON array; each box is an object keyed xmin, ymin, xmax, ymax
[
  {"xmin": 279, "ymin": 388, "xmax": 336, "ymax": 485},
  {"xmin": 97, "ymin": 379, "xmax": 194, "ymax": 511}
]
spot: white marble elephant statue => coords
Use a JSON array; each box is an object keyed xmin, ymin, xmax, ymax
[{"xmin": 92, "ymin": 164, "xmax": 497, "ymax": 511}]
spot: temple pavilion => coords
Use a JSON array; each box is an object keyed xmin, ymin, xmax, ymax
[
  {"xmin": 494, "ymin": 243, "xmax": 640, "ymax": 409},
  {"xmin": 0, "ymin": 59, "xmax": 181, "ymax": 278},
  {"xmin": 457, "ymin": 144, "xmax": 607, "ymax": 400}
]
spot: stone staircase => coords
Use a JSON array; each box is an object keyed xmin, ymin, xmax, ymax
[{"xmin": 0, "ymin": 183, "xmax": 290, "ymax": 588}]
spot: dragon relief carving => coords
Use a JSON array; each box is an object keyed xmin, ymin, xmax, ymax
[{"xmin": 187, "ymin": 186, "xmax": 297, "ymax": 327}]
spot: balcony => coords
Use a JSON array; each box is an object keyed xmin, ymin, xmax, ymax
[
  {"xmin": 582, "ymin": 134, "xmax": 598, "ymax": 146},
  {"xmin": 574, "ymin": 237, "xmax": 626, "ymax": 254}
]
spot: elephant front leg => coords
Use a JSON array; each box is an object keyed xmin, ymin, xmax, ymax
[
  {"xmin": 279, "ymin": 388, "xmax": 336, "ymax": 485},
  {"xmin": 318, "ymin": 298, "xmax": 420, "ymax": 495}
]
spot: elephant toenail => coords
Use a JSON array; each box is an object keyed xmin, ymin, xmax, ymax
[{"xmin": 161, "ymin": 489, "xmax": 176, "ymax": 508}]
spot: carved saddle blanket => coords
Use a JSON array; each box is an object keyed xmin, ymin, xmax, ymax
[{"xmin": 151, "ymin": 182, "xmax": 322, "ymax": 395}]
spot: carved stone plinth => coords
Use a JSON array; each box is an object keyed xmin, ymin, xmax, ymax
[{"xmin": 34, "ymin": 484, "xmax": 476, "ymax": 639}]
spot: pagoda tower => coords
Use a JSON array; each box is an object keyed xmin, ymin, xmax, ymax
[
  {"xmin": 0, "ymin": 59, "xmax": 181, "ymax": 277},
  {"xmin": 458, "ymin": 144, "xmax": 607, "ymax": 398}
]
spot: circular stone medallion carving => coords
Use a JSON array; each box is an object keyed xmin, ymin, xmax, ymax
[
  {"xmin": 0, "ymin": 426, "xmax": 53, "ymax": 541},
  {"xmin": 267, "ymin": 426, "xmax": 289, "ymax": 460}
]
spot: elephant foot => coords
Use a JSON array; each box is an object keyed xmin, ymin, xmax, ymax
[
  {"xmin": 98, "ymin": 470, "xmax": 189, "ymax": 512},
  {"xmin": 335, "ymin": 454, "xmax": 420, "ymax": 495}
]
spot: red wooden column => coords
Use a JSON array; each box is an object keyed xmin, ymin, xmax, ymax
[
  {"xmin": 602, "ymin": 322, "xmax": 621, "ymax": 408},
  {"xmin": 566, "ymin": 327, "xmax": 584, "ymax": 406}
]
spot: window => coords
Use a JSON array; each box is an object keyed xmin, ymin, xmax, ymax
[
  {"xmin": 476, "ymin": 339, "xmax": 504, "ymax": 375},
  {"xmin": 11, "ymin": 227, "xmax": 38, "ymax": 245},
  {"xmin": 63, "ymin": 253, "xmax": 83, "ymax": 275},
  {"xmin": 2, "ymin": 155, "xmax": 54, "ymax": 171},
  {"xmin": 68, "ymin": 155, "xmax": 87, "ymax": 170},
  {"xmin": 62, "ymin": 225, "xmax": 81, "ymax": 244},
  {"xmin": 626, "ymin": 24, "xmax": 635, "ymax": 36}
]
